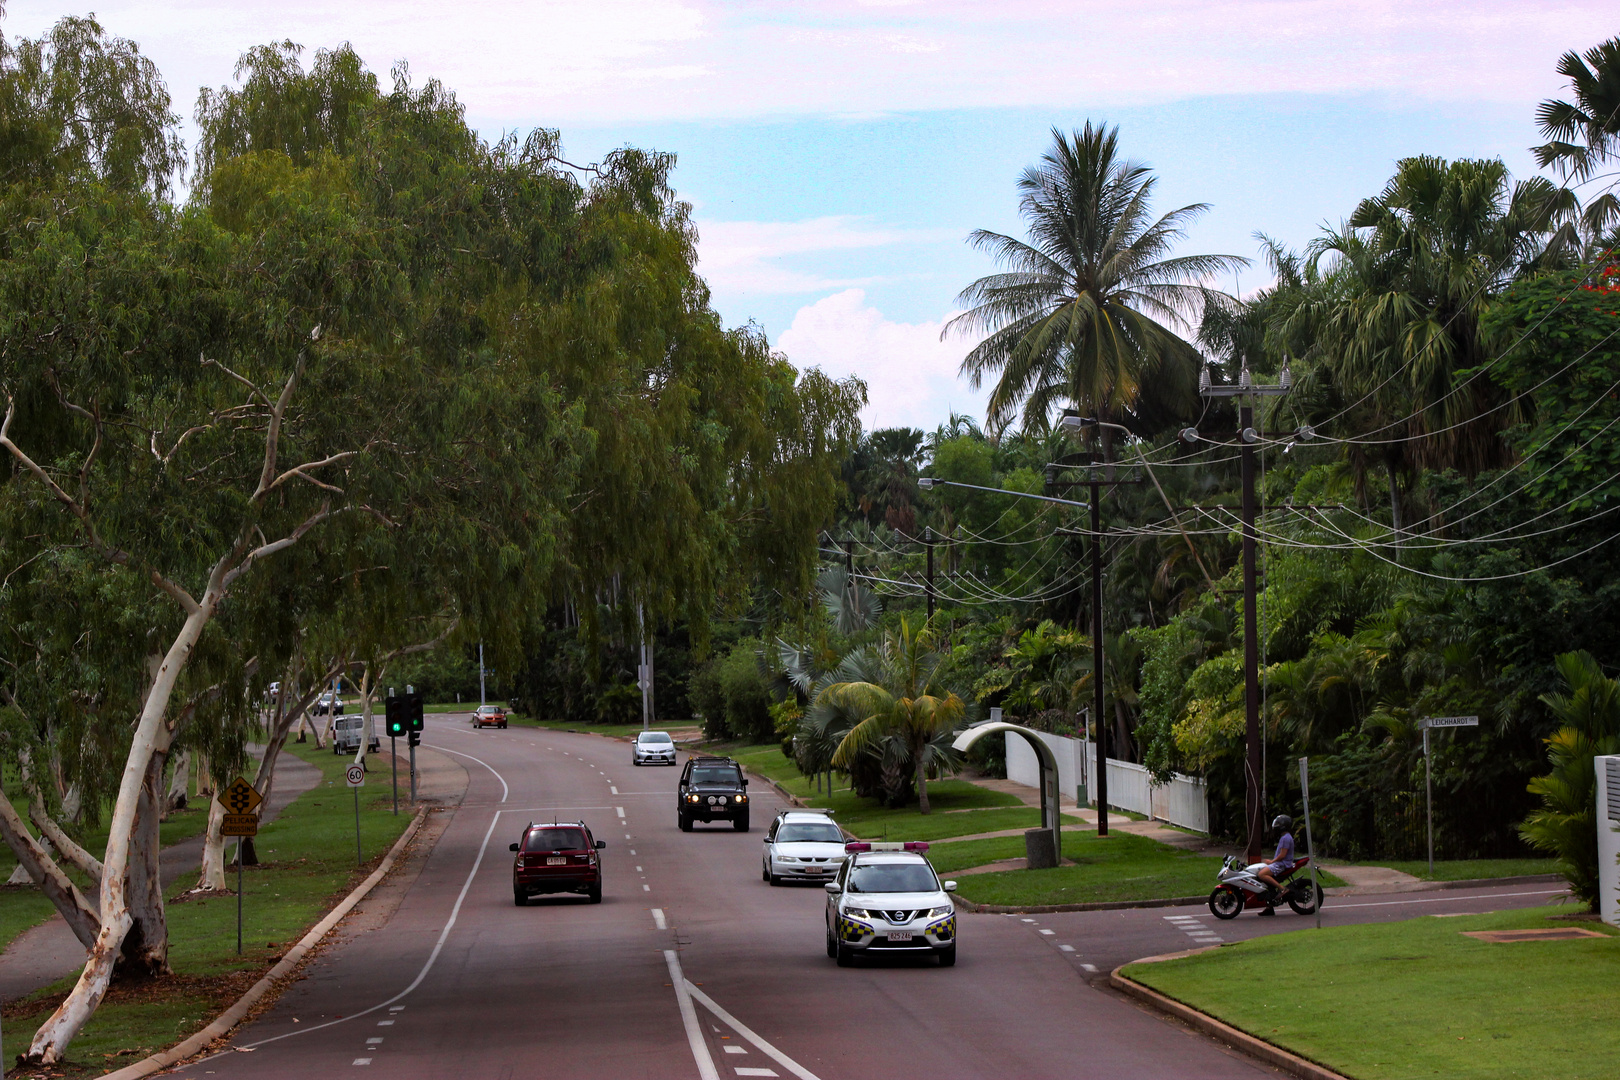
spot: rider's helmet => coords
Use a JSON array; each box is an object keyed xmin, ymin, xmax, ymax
[{"xmin": 1271, "ymin": 814, "xmax": 1293, "ymax": 831}]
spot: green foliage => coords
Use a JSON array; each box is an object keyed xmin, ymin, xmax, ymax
[
  {"xmin": 688, "ymin": 639, "xmax": 773, "ymax": 742},
  {"xmin": 1519, "ymin": 651, "xmax": 1620, "ymax": 908}
]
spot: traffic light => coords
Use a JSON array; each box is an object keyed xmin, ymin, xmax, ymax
[
  {"xmin": 384, "ymin": 693, "xmax": 423, "ymax": 738},
  {"xmin": 408, "ymin": 730, "xmax": 421, "ymax": 747}
]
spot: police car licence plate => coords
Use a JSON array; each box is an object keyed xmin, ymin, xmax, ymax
[
  {"xmin": 886, "ymin": 931, "xmax": 912, "ymax": 941},
  {"xmin": 546, "ymin": 857, "xmax": 566, "ymax": 865}
]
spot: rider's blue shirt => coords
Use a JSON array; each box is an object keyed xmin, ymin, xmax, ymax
[{"xmin": 1271, "ymin": 832, "xmax": 1296, "ymax": 871}]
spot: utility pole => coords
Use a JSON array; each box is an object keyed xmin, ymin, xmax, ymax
[
  {"xmin": 639, "ymin": 600, "xmax": 654, "ymax": 731},
  {"xmin": 1194, "ymin": 363, "xmax": 1292, "ymax": 861},
  {"xmin": 478, "ymin": 641, "xmax": 486, "ymax": 707},
  {"xmin": 924, "ymin": 526, "xmax": 936, "ymax": 620}
]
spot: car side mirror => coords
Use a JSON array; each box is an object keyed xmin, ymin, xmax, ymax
[
  {"xmin": 943, "ymin": 881, "xmax": 957, "ymax": 893},
  {"xmin": 595, "ymin": 840, "xmax": 606, "ymax": 849},
  {"xmin": 509, "ymin": 843, "xmax": 520, "ymax": 852},
  {"xmin": 824, "ymin": 882, "xmax": 841, "ymax": 894}
]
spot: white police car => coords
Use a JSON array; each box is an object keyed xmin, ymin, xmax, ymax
[
  {"xmin": 762, "ymin": 810, "xmax": 846, "ymax": 885},
  {"xmin": 824, "ymin": 842, "xmax": 958, "ymax": 967}
]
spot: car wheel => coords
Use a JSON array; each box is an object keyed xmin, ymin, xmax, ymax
[
  {"xmin": 733, "ymin": 814, "xmax": 749, "ymax": 833},
  {"xmin": 587, "ymin": 882, "xmax": 602, "ymax": 904},
  {"xmin": 826, "ymin": 925, "xmax": 838, "ymax": 958},
  {"xmin": 513, "ymin": 889, "xmax": 526, "ymax": 907},
  {"xmin": 938, "ymin": 944, "xmax": 957, "ymax": 967},
  {"xmin": 835, "ymin": 938, "xmax": 854, "ymax": 967},
  {"xmin": 678, "ymin": 813, "xmax": 693, "ymax": 832}
]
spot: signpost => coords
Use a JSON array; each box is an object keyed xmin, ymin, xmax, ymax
[
  {"xmin": 1298, "ymin": 757, "xmax": 1321, "ymax": 929},
  {"xmin": 217, "ymin": 778, "xmax": 263, "ymax": 955},
  {"xmin": 347, "ymin": 764, "xmax": 366, "ymax": 867},
  {"xmin": 1417, "ymin": 716, "xmax": 1479, "ymax": 875}
]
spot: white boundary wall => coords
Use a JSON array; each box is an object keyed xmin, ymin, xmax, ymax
[
  {"xmin": 1005, "ymin": 730, "xmax": 1209, "ymax": 833},
  {"xmin": 1598, "ymin": 754, "xmax": 1620, "ymax": 928}
]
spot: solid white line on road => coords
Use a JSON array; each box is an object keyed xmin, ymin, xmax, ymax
[
  {"xmin": 1331, "ymin": 889, "xmax": 1561, "ymax": 910},
  {"xmin": 421, "ymin": 742, "xmax": 510, "ymax": 803},
  {"xmin": 652, "ymin": 908, "xmax": 667, "ymax": 930},
  {"xmin": 1058, "ymin": 944, "xmax": 1075, "ymax": 952},
  {"xmin": 665, "ymin": 950, "xmax": 721, "ymax": 1080},
  {"xmin": 617, "ymin": 806, "xmax": 626, "ymax": 818},
  {"xmin": 683, "ymin": 981, "xmax": 824, "ymax": 1080}
]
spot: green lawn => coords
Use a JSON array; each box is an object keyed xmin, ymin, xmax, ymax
[
  {"xmin": 1125, "ymin": 905, "xmax": 1620, "ymax": 1080},
  {"xmin": 950, "ymin": 830, "xmax": 1223, "ymax": 906},
  {"xmin": 1369, "ymin": 858, "xmax": 1559, "ymax": 882},
  {"xmin": 1, "ymin": 739, "xmax": 414, "ymax": 1075}
]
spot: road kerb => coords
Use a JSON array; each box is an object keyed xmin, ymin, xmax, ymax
[
  {"xmin": 1110, "ymin": 957, "xmax": 1352, "ymax": 1080},
  {"xmin": 96, "ymin": 806, "xmax": 431, "ymax": 1080}
]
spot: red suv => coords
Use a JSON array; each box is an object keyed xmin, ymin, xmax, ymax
[{"xmin": 510, "ymin": 821, "xmax": 604, "ymax": 905}]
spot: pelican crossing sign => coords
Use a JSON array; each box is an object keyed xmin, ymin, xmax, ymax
[{"xmin": 217, "ymin": 777, "xmax": 262, "ymax": 837}]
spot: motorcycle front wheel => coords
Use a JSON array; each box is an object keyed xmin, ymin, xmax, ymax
[
  {"xmin": 1287, "ymin": 882, "xmax": 1324, "ymax": 916},
  {"xmin": 1208, "ymin": 886, "xmax": 1244, "ymax": 920}
]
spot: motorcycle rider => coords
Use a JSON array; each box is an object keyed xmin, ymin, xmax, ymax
[{"xmin": 1253, "ymin": 814, "xmax": 1295, "ymax": 915}]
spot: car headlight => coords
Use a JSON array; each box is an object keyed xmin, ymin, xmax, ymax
[
  {"xmin": 687, "ymin": 794, "xmax": 700, "ymax": 802},
  {"xmin": 777, "ymin": 855, "xmax": 797, "ymax": 863},
  {"xmin": 844, "ymin": 908, "xmax": 872, "ymax": 921},
  {"xmin": 735, "ymin": 794, "xmax": 746, "ymax": 803},
  {"xmin": 925, "ymin": 906, "xmax": 954, "ymax": 919}
]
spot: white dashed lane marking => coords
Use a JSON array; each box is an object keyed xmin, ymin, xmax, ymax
[
  {"xmin": 735, "ymin": 1070, "xmax": 778, "ymax": 1077},
  {"xmin": 724, "ymin": 1045, "xmax": 747, "ymax": 1054},
  {"xmin": 1038, "ymin": 929, "xmax": 1054, "ymax": 936},
  {"xmin": 1081, "ymin": 963, "xmax": 1098, "ymax": 973},
  {"xmin": 376, "ymin": 1020, "xmax": 393, "ymax": 1026},
  {"xmin": 1164, "ymin": 913, "xmax": 1225, "ymax": 945},
  {"xmin": 353, "ymin": 1059, "xmax": 372, "ymax": 1066},
  {"xmin": 1058, "ymin": 944, "xmax": 1075, "ymax": 952},
  {"xmin": 652, "ymin": 908, "xmax": 667, "ymax": 930},
  {"xmin": 611, "ymin": 786, "xmax": 619, "ymax": 794},
  {"xmin": 366, "ymin": 1037, "xmax": 383, "ymax": 1044},
  {"xmin": 644, "ymin": 884, "xmax": 652, "ymax": 891},
  {"xmin": 616, "ymin": 806, "xmax": 626, "ymax": 818}
]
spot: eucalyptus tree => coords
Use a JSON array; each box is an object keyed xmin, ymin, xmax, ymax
[{"xmin": 945, "ymin": 123, "xmax": 1243, "ymax": 443}]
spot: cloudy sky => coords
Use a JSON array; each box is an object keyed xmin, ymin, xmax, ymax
[{"xmin": 5, "ymin": 2, "xmax": 1614, "ymax": 429}]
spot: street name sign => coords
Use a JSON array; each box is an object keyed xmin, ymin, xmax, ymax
[
  {"xmin": 346, "ymin": 764, "xmax": 365, "ymax": 787},
  {"xmin": 1419, "ymin": 716, "xmax": 1479, "ymax": 730}
]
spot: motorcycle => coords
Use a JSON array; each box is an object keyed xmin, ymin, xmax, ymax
[{"xmin": 1208, "ymin": 854, "xmax": 1323, "ymax": 919}]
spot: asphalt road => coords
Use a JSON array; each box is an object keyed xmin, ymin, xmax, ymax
[{"xmin": 170, "ymin": 716, "xmax": 1565, "ymax": 1080}]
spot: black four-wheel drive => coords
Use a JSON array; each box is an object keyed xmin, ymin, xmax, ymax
[{"xmin": 677, "ymin": 756, "xmax": 750, "ymax": 832}]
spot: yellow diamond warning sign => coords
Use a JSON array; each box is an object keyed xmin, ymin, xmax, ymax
[
  {"xmin": 222, "ymin": 813, "xmax": 259, "ymax": 837},
  {"xmin": 217, "ymin": 777, "xmax": 263, "ymax": 816}
]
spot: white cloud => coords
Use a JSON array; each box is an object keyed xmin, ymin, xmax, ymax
[
  {"xmin": 694, "ymin": 215, "xmax": 941, "ymax": 295},
  {"xmin": 6, "ymin": 1, "xmax": 1604, "ymax": 127},
  {"xmin": 776, "ymin": 289, "xmax": 986, "ymax": 431}
]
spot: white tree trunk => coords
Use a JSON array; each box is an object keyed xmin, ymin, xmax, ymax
[
  {"xmin": 28, "ymin": 797, "xmax": 103, "ymax": 886},
  {"xmin": 165, "ymin": 750, "xmax": 190, "ymax": 814},
  {"xmin": 121, "ymin": 748, "xmax": 172, "ymax": 977},
  {"xmin": 0, "ymin": 783, "xmax": 101, "ymax": 948},
  {"xmin": 25, "ymin": 597, "xmax": 215, "ymax": 1065},
  {"xmin": 195, "ymin": 789, "xmax": 228, "ymax": 893}
]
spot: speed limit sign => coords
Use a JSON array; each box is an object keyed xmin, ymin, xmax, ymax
[{"xmin": 345, "ymin": 764, "xmax": 365, "ymax": 787}]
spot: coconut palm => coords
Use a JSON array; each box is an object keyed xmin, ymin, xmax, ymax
[
  {"xmin": 817, "ymin": 617, "xmax": 966, "ymax": 814},
  {"xmin": 944, "ymin": 123, "xmax": 1246, "ymax": 443}
]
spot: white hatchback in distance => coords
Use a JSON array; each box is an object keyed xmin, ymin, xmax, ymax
[
  {"xmin": 762, "ymin": 811, "xmax": 847, "ymax": 885},
  {"xmin": 632, "ymin": 730, "xmax": 677, "ymax": 766}
]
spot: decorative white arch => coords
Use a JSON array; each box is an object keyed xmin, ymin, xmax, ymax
[{"xmin": 952, "ymin": 721, "xmax": 1064, "ymax": 865}]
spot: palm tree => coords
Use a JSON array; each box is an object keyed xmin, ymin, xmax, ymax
[
  {"xmin": 817, "ymin": 617, "xmax": 967, "ymax": 813},
  {"xmin": 1289, "ymin": 156, "xmax": 1573, "ymax": 526},
  {"xmin": 1534, "ymin": 36, "xmax": 1620, "ymax": 243},
  {"xmin": 944, "ymin": 123, "xmax": 1245, "ymax": 443},
  {"xmin": 1520, "ymin": 651, "xmax": 1620, "ymax": 910}
]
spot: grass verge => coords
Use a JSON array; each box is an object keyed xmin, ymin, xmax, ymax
[
  {"xmin": 507, "ymin": 716, "xmax": 653, "ymax": 738},
  {"xmin": 1366, "ymin": 858, "xmax": 1559, "ymax": 881},
  {"xmin": 1, "ymin": 739, "xmax": 413, "ymax": 1077},
  {"xmin": 949, "ymin": 830, "xmax": 1226, "ymax": 906},
  {"xmin": 1124, "ymin": 904, "xmax": 1619, "ymax": 1080}
]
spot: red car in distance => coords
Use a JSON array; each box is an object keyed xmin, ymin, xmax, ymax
[
  {"xmin": 511, "ymin": 821, "xmax": 605, "ymax": 905},
  {"xmin": 472, "ymin": 704, "xmax": 507, "ymax": 729}
]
